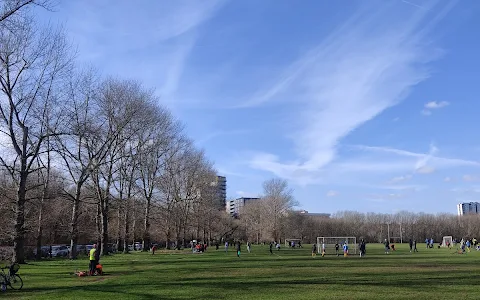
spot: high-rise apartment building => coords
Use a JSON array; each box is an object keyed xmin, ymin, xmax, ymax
[
  {"xmin": 457, "ymin": 202, "xmax": 480, "ymax": 216},
  {"xmin": 227, "ymin": 197, "xmax": 260, "ymax": 217},
  {"xmin": 212, "ymin": 176, "xmax": 226, "ymax": 209}
]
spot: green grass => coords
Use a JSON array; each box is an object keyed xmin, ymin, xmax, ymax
[{"xmin": 2, "ymin": 243, "xmax": 480, "ymax": 299}]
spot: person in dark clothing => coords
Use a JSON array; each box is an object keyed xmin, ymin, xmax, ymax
[
  {"xmin": 236, "ymin": 241, "xmax": 241, "ymax": 257},
  {"xmin": 409, "ymin": 239, "xmax": 413, "ymax": 252},
  {"xmin": 312, "ymin": 243, "xmax": 317, "ymax": 257},
  {"xmin": 359, "ymin": 240, "xmax": 366, "ymax": 257},
  {"xmin": 413, "ymin": 240, "xmax": 418, "ymax": 252},
  {"xmin": 335, "ymin": 242, "xmax": 340, "ymax": 256},
  {"xmin": 215, "ymin": 241, "xmax": 219, "ymax": 250},
  {"xmin": 269, "ymin": 242, "xmax": 273, "ymax": 254}
]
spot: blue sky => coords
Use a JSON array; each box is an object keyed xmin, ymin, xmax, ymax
[{"xmin": 37, "ymin": 0, "xmax": 480, "ymax": 214}]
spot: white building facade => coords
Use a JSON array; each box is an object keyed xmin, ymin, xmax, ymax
[
  {"xmin": 457, "ymin": 202, "xmax": 480, "ymax": 216},
  {"xmin": 227, "ymin": 197, "xmax": 260, "ymax": 217}
]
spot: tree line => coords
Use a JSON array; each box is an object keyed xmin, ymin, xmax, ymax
[
  {"xmin": 0, "ymin": 0, "xmax": 233, "ymax": 263},
  {"xmin": 239, "ymin": 204, "xmax": 480, "ymax": 245}
]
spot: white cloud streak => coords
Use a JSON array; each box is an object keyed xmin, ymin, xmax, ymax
[
  {"xmin": 352, "ymin": 144, "xmax": 480, "ymax": 170},
  {"xmin": 326, "ymin": 190, "xmax": 338, "ymax": 197},
  {"xmin": 246, "ymin": 0, "xmax": 457, "ymax": 184},
  {"xmin": 422, "ymin": 100, "xmax": 449, "ymax": 115},
  {"xmin": 425, "ymin": 101, "xmax": 450, "ymax": 109}
]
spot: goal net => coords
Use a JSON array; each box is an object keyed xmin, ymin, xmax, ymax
[
  {"xmin": 285, "ymin": 239, "xmax": 302, "ymax": 247},
  {"xmin": 442, "ymin": 236, "xmax": 453, "ymax": 247},
  {"xmin": 317, "ymin": 237, "xmax": 357, "ymax": 255}
]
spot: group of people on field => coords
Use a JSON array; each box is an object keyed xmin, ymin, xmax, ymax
[
  {"xmin": 311, "ymin": 240, "xmax": 363, "ymax": 257},
  {"xmin": 460, "ymin": 238, "xmax": 479, "ymax": 253}
]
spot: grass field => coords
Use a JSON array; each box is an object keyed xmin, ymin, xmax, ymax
[{"xmin": 2, "ymin": 243, "xmax": 480, "ymax": 299}]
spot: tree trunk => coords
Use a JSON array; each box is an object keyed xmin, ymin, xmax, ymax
[
  {"xmin": 69, "ymin": 184, "xmax": 82, "ymax": 259},
  {"xmin": 13, "ymin": 180, "xmax": 26, "ymax": 264},
  {"xmin": 116, "ymin": 206, "xmax": 123, "ymax": 252},
  {"xmin": 132, "ymin": 198, "xmax": 137, "ymax": 249},
  {"xmin": 166, "ymin": 229, "xmax": 171, "ymax": 250},
  {"xmin": 35, "ymin": 196, "xmax": 44, "ymax": 260},
  {"xmin": 142, "ymin": 198, "xmax": 151, "ymax": 251},
  {"xmin": 123, "ymin": 197, "xmax": 130, "ymax": 254},
  {"xmin": 12, "ymin": 128, "xmax": 29, "ymax": 264},
  {"xmin": 101, "ymin": 197, "xmax": 109, "ymax": 256}
]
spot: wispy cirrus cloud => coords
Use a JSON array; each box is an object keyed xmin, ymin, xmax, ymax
[
  {"xmin": 353, "ymin": 144, "xmax": 480, "ymax": 171},
  {"xmin": 244, "ymin": 0, "xmax": 456, "ymax": 184},
  {"xmin": 388, "ymin": 175, "xmax": 412, "ymax": 184},
  {"xmin": 463, "ymin": 175, "xmax": 480, "ymax": 182},
  {"xmin": 59, "ymin": 0, "xmax": 226, "ymax": 108}
]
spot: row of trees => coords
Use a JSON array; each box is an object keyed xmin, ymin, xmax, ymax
[
  {"xmin": 238, "ymin": 204, "xmax": 480, "ymax": 244},
  {"xmin": 0, "ymin": 1, "xmax": 233, "ymax": 263}
]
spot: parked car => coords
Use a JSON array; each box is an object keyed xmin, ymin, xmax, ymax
[
  {"xmin": 51, "ymin": 245, "xmax": 69, "ymax": 257},
  {"xmin": 76, "ymin": 244, "xmax": 87, "ymax": 255},
  {"xmin": 33, "ymin": 246, "xmax": 50, "ymax": 258},
  {"xmin": 67, "ymin": 244, "xmax": 87, "ymax": 255}
]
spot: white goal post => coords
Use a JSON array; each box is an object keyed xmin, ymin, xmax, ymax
[
  {"xmin": 442, "ymin": 236, "xmax": 453, "ymax": 247},
  {"xmin": 317, "ymin": 237, "xmax": 357, "ymax": 255},
  {"xmin": 285, "ymin": 238, "xmax": 302, "ymax": 247}
]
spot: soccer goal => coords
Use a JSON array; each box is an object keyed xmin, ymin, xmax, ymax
[
  {"xmin": 442, "ymin": 236, "xmax": 453, "ymax": 247},
  {"xmin": 317, "ymin": 237, "xmax": 357, "ymax": 255},
  {"xmin": 285, "ymin": 238, "xmax": 302, "ymax": 248}
]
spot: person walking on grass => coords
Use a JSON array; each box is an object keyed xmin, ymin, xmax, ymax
[
  {"xmin": 225, "ymin": 241, "xmax": 229, "ymax": 253},
  {"xmin": 384, "ymin": 239, "xmax": 390, "ymax": 254},
  {"xmin": 269, "ymin": 242, "xmax": 273, "ymax": 254},
  {"xmin": 409, "ymin": 239, "xmax": 413, "ymax": 252},
  {"xmin": 321, "ymin": 242, "xmax": 326, "ymax": 257},
  {"xmin": 343, "ymin": 242, "xmax": 349, "ymax": 257},
  {"xmin": 236, "ymin": 241, "xmax": 241, "ymax": 257},
  {"xmin": 413, "ymin": 240, "xmax": 418, "ymax": 252},
  {"xmin": 359, "ymin": 240, "xmax": 366, "ymax": 257},
  {"xmin": 312, "ymin": 243, "xmax": 317, "ymax": 258},
  {"xmin": 335, "ymin": 242, "xmax": 340, "ymax": 256},
  {"xmin": 247, "ymin": 241, "xmax": 251, "ymax": 253}
]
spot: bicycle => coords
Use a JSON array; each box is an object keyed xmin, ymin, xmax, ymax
[{"xmin": 0, "ymin": 263, "xmax": 23, "ymax": 290}]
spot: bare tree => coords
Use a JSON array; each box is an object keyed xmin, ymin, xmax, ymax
[
  {"xmin": 0, "ymin": 16, "xmax": 72, "ymax": 263},
  {"xmin": 261, "ymin": 178, "xmax": 296, "ymax": 242},
  {"xmin": 91, "ymin": 79, "xmax": 160, "ymax": 256},
  {"xmin": 135, "ymin": 106, "xmax": 181, "ymax": 250},
  {"xmin": 0, "ymin": 0, "xmax": 51, "ymax": 24}
]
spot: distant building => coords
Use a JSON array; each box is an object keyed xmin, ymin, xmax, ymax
[
  {"xmin": 295, "ymin": 209, "xmax": 331, "ymax": 218},
  {"xmin": 457, "ymin": 202, "xmax": 480, "ymax": 216},
  {"xmin": 211, "ymin": 176, "xmax": 226, "ymax": 209},
  {"xmin": 227, "ymin": 197, "xmax": 260, "ymax": 217}
]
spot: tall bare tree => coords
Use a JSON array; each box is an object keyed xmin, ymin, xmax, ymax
[
  {"xmin": 0, "ymin": 16, "xmax": 72, "ymax": 262},
  {"xmin": 261, "ymin": 178, "xmax": 296, "ymax": 242}
]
